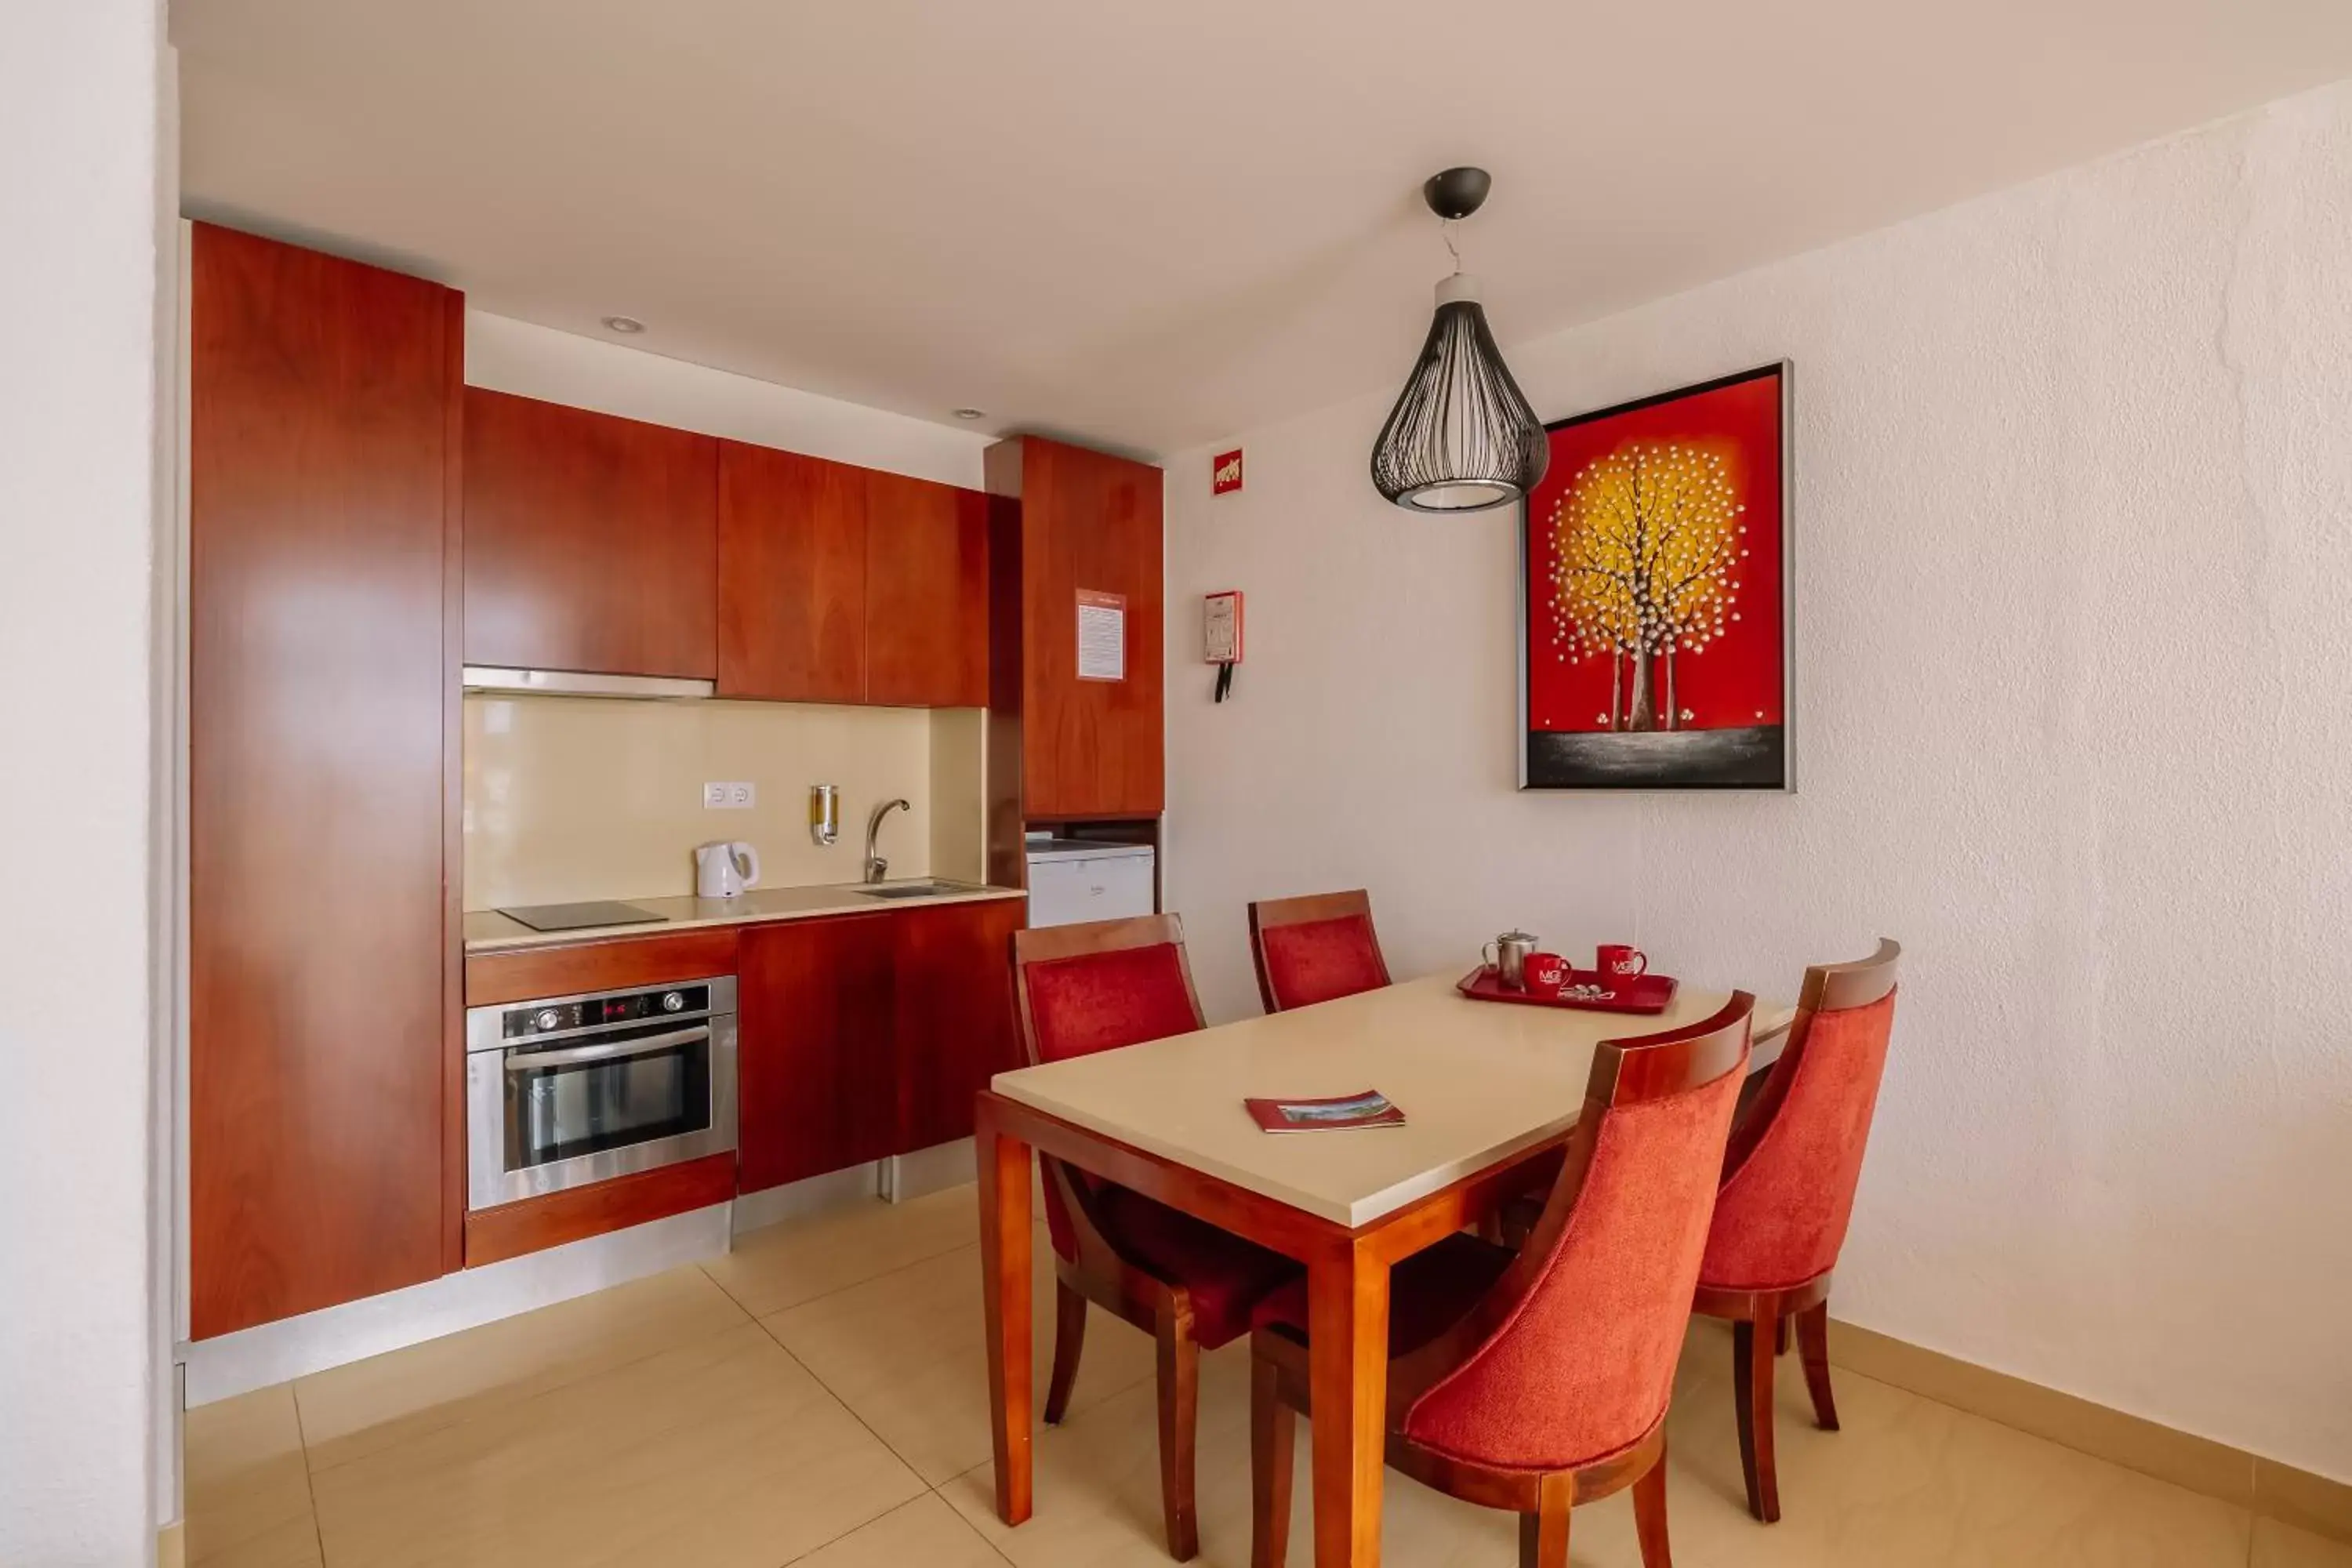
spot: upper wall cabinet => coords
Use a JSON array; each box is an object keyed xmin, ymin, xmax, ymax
[
  {"xmin": 189, "ymin": 223, "xmax": 459, "ymax": 1338},
  {"xmin": 986, "ymin": 437, "xmax": 1165, "ymax": 820},
  {"xmin": 717, "ymin": 441, "xmax": 869, "ymax": 703},
  {"xmin": 463, "ymin": 389, "xmax": 718, "ymax": 679},
  {"xmin": 718, "ymin": 444, "xmax": 989, "ymax": 708},
  {"xmin": 867, "ymin": 470, "xmax": 989, "ymax": 708}
]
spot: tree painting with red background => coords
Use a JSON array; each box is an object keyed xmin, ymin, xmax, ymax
[{"xmin": 1525, "ymin": 368, "xmax": 1784, "ymax": 738}]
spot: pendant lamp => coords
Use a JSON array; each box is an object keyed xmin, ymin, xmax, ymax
[{"xmin": 1369, "ymin": 167, "xmax": 1548, "ymax": 514}]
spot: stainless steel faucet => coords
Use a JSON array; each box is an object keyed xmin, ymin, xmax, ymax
[{"xmin": 863, "ymin": 797, "xmax": 910, "ymax": 884}]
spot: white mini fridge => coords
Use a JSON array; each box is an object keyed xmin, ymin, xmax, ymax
[{"xmin": 1025, "ymin": 839, "xmax": 1156, "ymax": 927}]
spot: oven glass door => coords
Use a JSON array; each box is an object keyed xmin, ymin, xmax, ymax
[{"xmin": 504, "ymin": 1023, "xmax": 712, "ymax": 1176}]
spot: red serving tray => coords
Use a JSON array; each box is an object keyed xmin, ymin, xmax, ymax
[{"xmin": 1456, "ymin": 965, "xmax": 1679, "ymax": 1014}]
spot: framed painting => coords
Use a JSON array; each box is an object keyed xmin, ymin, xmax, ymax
[{"xmin": 1519, "ymin": 361, "xmax": 1792, "ymax": 790}]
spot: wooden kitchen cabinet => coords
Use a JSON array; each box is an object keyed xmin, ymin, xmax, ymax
[
  {"xmin": 985, "ymin": 436, "xmax": 1165, "ymax": 825},
  {"xmin": 736, "ymin": 898, "xmax": 1025, "ymax": 1190},
  {"xmin": 737, "ymin": 913, "xmax": 898, "ymax": 1192},
  {"xmin": 891, "ymin": 898, "xmax": 1025, "ymax": 1152},
  {"xmin": 866, "ymin": 471, "xmax": 989, "ymax": 708},
  {"xmin": 463, "ymin": 388, "xmax": 718, "ymax": 678},
  {"xmin": 717, "ymin": 442, "xmax": 869, "ymax": 702},
  {"xmin": 189, "ymin": 223, "xmax": 462, "ymax": 1339}
]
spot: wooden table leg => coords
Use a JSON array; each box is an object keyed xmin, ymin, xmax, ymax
[
  {"xmin": 1307, "ymin": 1238, "xmax": 1388, "ymax": 1567},
  {"xmin": 978, "ymin": 1112, "xmax": 1033, "ymax": 1526}
]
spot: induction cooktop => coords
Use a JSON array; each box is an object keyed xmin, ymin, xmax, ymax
[{"xmin": 495, "ymin": 901, "xmax": 667, "ymax": 933}]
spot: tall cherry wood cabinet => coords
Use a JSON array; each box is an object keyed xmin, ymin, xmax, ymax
[
  {"xmin": 189, "ymin": 223, "xmax": 463, "ymax": 1339},
  {"xmin": 462, "ymin": 389, "xmax": 718, "ymax": 678},
  {"xmin": 984, "ymin": 437, "xmax": 1165, "ymax": 881}
]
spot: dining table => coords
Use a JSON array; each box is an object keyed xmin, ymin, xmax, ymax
[{"xmin": 975, "ymin": 968, "xmax": 1795, "ymax": 1568}]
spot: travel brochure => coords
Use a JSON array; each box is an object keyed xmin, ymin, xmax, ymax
[{"xmin": 1243, "ymin": 1090, "xmax": 1406, "ymax": 1134}]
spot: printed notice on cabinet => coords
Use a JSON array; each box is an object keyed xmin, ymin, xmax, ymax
[{"xmin": 1076, "ymin": 589, "xmax": 1126, "ymax": 682}]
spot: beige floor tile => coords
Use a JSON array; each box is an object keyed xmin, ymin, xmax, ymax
[
  {"xmin": 191, "ymin": 1516, "xmax": 325, "ymax": 1568},
  {"xmin": 295, "ymin": 1264, "xmax": 749, "ymax": 1473},
  {"xmin": 706, "ymin": 1184, "xmax": 981, "ymax": 1318},
  {"xmin": 2258, "ymin": 1519, "xmax": 2352, "ymax": 1568},
  {"xmin": 309, "ymin": 1320, "xmax": 924, "ymax": 1568},
  {"xmin": 764, "ymin": 1238, "xmax": 1157, "ymax": 1485},
  {"xmin": 1642, "ymin": 1327, "xmax": 2250, "ymax": 1568},
  {"xmin": 938, "ymin": 1347, "xmax": 1240, "ymax": 1567},
  {"xmin": 789, "ymin": 1492, "xmax": 1011, "ymax": 1568},
  {"xmin": 939, "ymin": 1345, "xmax": 1509, "ymax": 1568},
  {"xmin": 185, "ymin": 1384, "xmax": 314, "ymax": 1564},
  {"xmin": 945, "ymin": 1322, "xmax": 2252, "ymax": 1568},
  {"xmin": 184, "ymin": 1186, "xmax": 2288, "ymax": 1568}
]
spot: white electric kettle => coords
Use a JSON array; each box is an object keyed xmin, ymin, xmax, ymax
[{"xmin": 695, "ymin": 840, "xmax": 761, "ymax": 898}]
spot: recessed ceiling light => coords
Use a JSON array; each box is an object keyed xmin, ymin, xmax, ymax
[
  {"xmin": 952, "ymin": 408, "xmax": 986, "ymax": 420},
  {"xmin": 601, "ymin": 315, "xmax": 645, "ymax": 334}
]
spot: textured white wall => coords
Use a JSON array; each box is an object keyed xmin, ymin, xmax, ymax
[
  {"xmin": 1164, "ymin": 80, "xmax": 2352, "ymax": 1479},
  {"xmin": 465, "ymin": 311, "xmax": 989, "ymax": 489},
  {"xmin": 0, "ymin": 1, "xmax": 166, "ymax": 1561}
]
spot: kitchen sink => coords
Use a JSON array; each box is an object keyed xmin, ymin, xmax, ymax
[{"xmin": 855, "ymin": 880, "xmax": 981, "ymax": 900}]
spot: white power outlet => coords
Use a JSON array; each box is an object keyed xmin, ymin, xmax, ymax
[
  {"xmin": 703, "ymin": 781, "xmax": 736, "ymax": 809},
  {"xmin": 728, "ymin": 782, "xmax": 756, "ymax": 808}
]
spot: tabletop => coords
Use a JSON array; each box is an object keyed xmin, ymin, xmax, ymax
[{"xmin": 990, "ymin": 971, "xmax": 1794, "ymax": 1229}]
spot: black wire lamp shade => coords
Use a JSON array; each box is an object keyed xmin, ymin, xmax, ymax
[
  {"xmin": 1369, "ymin": 274, "xmax": 1548, "ymax": 512},
  {"xmin": 1370, "ymin": 167, "xmax": 1548, "ymax": 514}
]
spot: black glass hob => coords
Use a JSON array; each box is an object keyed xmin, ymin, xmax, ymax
[{"xmin": 495, "ymin": 901, "xmax": 667, "ymax": 933}]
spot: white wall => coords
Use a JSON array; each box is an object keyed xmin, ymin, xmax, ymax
[
  {"xmin": 1164, "ymin": 79, "xmax": 2352, "ymax": 1481},
  {"xmin": 465, "ymin": 311, "xmax": 989, "ymax": 488},
  {"xmin": 0, "ymin": 2, "xmax": 168, "ymax": 1562}
]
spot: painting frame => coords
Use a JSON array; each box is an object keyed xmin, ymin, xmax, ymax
[{"xmin": 1516, "ymin": 360, "xmax": 1795, "ymax": 793}]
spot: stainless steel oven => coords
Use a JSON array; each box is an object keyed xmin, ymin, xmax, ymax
[{"xmin": 465, "ymin": 975, "xmax": 737, "ymax": 1211}]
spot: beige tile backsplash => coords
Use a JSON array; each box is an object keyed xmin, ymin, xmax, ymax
[{"xmin": 464, "ymin": 695, "xmax": 984, "ymax": 910}]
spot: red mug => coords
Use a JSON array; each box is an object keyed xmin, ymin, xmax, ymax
[
  {"xmin": 1523, "ymin": 951, "xmax": 1566, "ymax": 994},
  {"xmin": 1596, "ymin": 943, "xmax": 1649, "ymax": 981}
]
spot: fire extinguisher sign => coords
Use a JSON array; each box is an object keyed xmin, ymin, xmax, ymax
[{"xmin": 1211, "ymin": 448, "xmax": 1243, "ymax": 495}]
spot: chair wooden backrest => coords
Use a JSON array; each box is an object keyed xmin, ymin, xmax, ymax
[
  {"xmin": 1246, "ymin": 889, "xmax": 1392, "ymax": 1013},
  {"xmin": 1008, "ymin": 915, "xmax": 1207, "ymax": 1268},
  {"xmin": 1010, "ymin": 913, "xmax": 1204, "ymax": 1066},
  {"xmin": 1704, "ymin": 939, "xmax": 1900, "ymax": 1291},
  {"xmin": 1388, "ymin": 995, "xmax": 1756, "ymax": 1472}
]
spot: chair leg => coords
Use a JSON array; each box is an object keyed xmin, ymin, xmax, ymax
[
  {"xmin": 1773, "ymin": 1312, "xmax": 1791, "ymax": 1357},
  {"xmin": 1042, "ymin": 1280, "xmax": 1087, "ymax": 1425},
  {"xmin": 1250, "ymin": 1348, "xmax": 1294, "ymax": 1568},
  {"xmin": 1518, "ymin": 1472, "xmax": 1573, "ymax": 1568},
  {"xmin": 1796, "ymin": 1299, "xmax": 1839, "ymax": 1431},
  {"xmin": 1156, "ymin": 1317, "xmax": 1201, "ymax": 1561},
  {"xmin": 1632, "ymin": 1438, "xmax": 1673, "ymax": 1568},
  {"xmin": 1731, "ymin": 1316, "xmax": 1781, "ymax": 1523}
]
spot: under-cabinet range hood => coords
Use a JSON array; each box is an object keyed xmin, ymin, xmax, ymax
[{"xmin": 460, "ymin": 666, "xmax": 715, "ymax": 700}]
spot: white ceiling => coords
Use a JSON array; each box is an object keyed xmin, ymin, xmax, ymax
[{"xmin": 175, "ymin": 0, "xmax": 2352, "ymax": 456}]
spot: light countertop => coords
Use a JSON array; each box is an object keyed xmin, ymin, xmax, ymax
[
  {"xmin": 463, "ymin": 880, "xmax": 1026, "ymax": 953},
  {"xmin": 992, "ymin": 972, "xmax": 1795, "ymax": 1229}
]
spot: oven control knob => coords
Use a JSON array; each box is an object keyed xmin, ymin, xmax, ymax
[
  {"xmin": 535, "ymin": 1008, "xmax": 560, "ymax": 1031},
  {"xmin": 662, "ymin": 991, "xmax": 685, "ymax": 1012}
]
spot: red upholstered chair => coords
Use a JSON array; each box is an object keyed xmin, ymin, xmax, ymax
[
  {"xmin": 1693, "ymin": 938, "xmax": 1900, "ymax": 1523},
  {"xmin": 1249, "ymin": 995, "xmax": 1755, "ymax": 1568},
  {"xmin": 1010, "ymin": 914, "xmax": 1300, "ymax": 1562},
  {"xmin": 1247, "ymin": 889, "xmax": 1392, "ymax": 1012}
]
